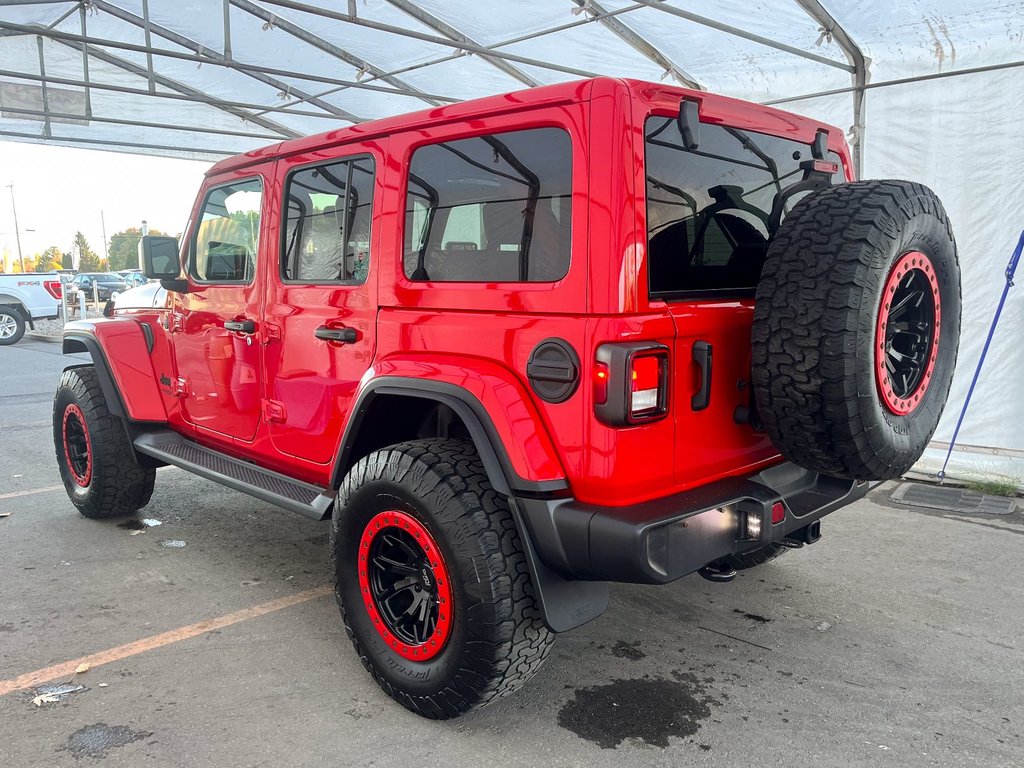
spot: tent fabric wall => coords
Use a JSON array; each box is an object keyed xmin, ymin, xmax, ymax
[{"xmin": 0, "ymin": 1, "xmax": 1020, "ymax": 482}]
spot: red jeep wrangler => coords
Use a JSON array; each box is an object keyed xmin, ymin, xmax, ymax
[{"xmin": 53, "ymin": 78, "xmax": 960, "ymax": 719}]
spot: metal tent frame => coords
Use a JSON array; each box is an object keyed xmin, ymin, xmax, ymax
[{"xmin": 0, "ymin": 0, "xmax": 872, "ymax": 169}]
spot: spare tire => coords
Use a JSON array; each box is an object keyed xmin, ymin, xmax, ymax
[{"xmin": 752, "ymin": 180, "xmax": 960, "ymax": 480}]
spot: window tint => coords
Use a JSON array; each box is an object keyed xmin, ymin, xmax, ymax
[
  {"xmin": 645, "ymin": 117, "xmax": 842, "ymax": 296},
  {"xmin": 404, "ymin": 127, "xmax": 572, "ymax": 282},
  {"xmin": 282, "ymin": 156, "xmax": 375, "ymax": 283},
  {"xmin": 191, "ymin": 178, "xmax": 262, "ymax": 283}
]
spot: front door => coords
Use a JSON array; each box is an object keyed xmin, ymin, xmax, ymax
[
  {"xmin": 172, "ymin": 174, "xmax": 267, "ymax": 442},
  {"xmin": 262, "ymin": 142, "xmax": 382, "ymax": 464}
]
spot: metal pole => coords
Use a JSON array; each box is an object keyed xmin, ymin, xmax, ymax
[
  {"xmin": 101, "ymin": 210, "xmax": 109, "ymax": 266},
  {"xmin": 6, "ymin": 184, "xmax": 25, "ymax": 273}
]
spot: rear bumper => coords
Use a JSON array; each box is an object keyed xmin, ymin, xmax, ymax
[{"xmin": 516, "ymin": 462, "xmax": 871, "ymax": 584}]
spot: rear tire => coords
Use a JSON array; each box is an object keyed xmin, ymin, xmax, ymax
[
  {"xmin": 53, "ymin": 366, "xmax": 156, "ymax": 518},
  {"xmin": 332, "ymin": 438, "xmax": 554, "ymax": 719},
  {"xmin": 752, "ymin": 181, "xmax": 961, "ymax": 480},
  {"xmin": 0, "ymin": 306, "xmax": 26, "ymax": 346}
]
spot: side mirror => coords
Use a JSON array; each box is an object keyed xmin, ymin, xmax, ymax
[
  {"xmin": 139, "ymin": 235, "xmax": 180, "ymax": 278},
  {"xmin": 139, "ymin": 235, "xmax": 188, "ymax": 293}
]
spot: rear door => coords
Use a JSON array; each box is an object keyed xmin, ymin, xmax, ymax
[
  {"xmin": 261, "ymin": 140, "xmax": 382, "ymax": 464},
  {"xmin": 642, "ymin": 113, "xmax": 842, "ymax": 486}
]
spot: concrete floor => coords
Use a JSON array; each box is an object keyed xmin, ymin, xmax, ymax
[{"xmin": 2, "ymin": 338, "xmax": 1022, "ymax": 767}]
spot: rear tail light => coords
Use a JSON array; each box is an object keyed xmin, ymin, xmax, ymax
[
  {"xmin": 44, "ymin": 280, "xmax": 63, "ymax": 299},
  {"xmin": 594, "ymin": 342, "xmax": 669, "ymax": 426}
]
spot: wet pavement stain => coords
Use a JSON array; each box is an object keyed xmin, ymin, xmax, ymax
[
  {"xmin": 62, "ymin": 723, "xmax": 152, "ymax": 759},
  {"xmin": 611, "ymin": 640, "xmax": 646, "ymax": 661},
  {"xmin": 733, "ymin": 609, "xmax": 771, "ymax": 623},
  {"xmin": 558, "ymin": 676, "xmax": 715, "ymax": 749}
]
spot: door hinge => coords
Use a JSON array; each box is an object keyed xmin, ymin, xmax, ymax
[
  {"xmin": 172, "ymin": 377, "xmax": 189, "ymax": 397},
  {"xmin": 263, "ymin": 323, "xmax": 281, "ymax": 343},
  {"xmin": 170, "ymin": 313, "xmax": 185, "ymax": 332},
  {"xmin": 262, "ymin": 399, "xmax": 287, "ymax": 423}
]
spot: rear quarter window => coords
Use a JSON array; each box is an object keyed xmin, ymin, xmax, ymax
[{"xmin": 403, "ymin": 127, "xmax": 572, "ymax": 283}]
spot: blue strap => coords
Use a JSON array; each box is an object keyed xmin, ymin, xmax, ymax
[{"xmin": 937, "ymin": 228, "xmax": 1024, "ymax": 480}]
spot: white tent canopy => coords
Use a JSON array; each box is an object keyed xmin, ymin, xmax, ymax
[{"xmin": 1, "ymin": 0, "xmax": 1022, "ymax": 482}]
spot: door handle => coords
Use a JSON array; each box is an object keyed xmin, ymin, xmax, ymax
[
  {"xmin": 691, "ymin": 340, "xmax": 713, "ymax": 411},
  {"xmin": 315, "ymin": 326, "xmax": 358, "ymax": 344},
  {"xmin": 224, "ymin": 319, "xmax": 256, "ymax": 334}
]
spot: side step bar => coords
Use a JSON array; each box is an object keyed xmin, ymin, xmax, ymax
[{"xmin": 134, "ymin": 431, "xmax": 335, "ymax": 520}]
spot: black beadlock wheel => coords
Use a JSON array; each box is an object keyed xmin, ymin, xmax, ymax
[
  {"xmin": 752, "ymin": 180, "xmax": 961, "ymax": 480},
  {"xmin": 53, "ymin": 366, "xmax": 156, "ymax": 518},
  {"xmin": 332, "ymin": 438, "xmax": 554, "ymax": 719}
]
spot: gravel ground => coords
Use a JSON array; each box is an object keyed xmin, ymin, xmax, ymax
[{"xmin": 30, "ymin": 306, "xmax": 105, "ymax": 337}]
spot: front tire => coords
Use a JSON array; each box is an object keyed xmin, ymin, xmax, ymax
[
  {"xmin": 332, "ymin": 439, "xmax": 554, "ymax": 719},
  {"xmin": 53, "ymin": 366, "xmax": 156, "ymax": 518},
  {"xmin": 0, "ymin": 306, "xmax": 26, "ymax": 346}
]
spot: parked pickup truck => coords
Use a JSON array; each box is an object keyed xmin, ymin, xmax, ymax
[
  {"xmin": 0, "ymin": 272, "xmax": 62, "ymax": 345},
  {"xmin": 53, "ymin": 77, "xmax": 960, "ymax": 718}
]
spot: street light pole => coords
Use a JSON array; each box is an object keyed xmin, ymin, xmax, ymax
[{"xmin": 6, "ymin": 184, "xmax": 26, "ymax": 273}]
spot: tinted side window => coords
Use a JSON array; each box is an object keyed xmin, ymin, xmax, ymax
[
  {"xmin": 191, "ymin": 178, "xmax": 262, "ymax": 283},
  {"xmin": 282, "ymin": 156, "xmax": 375, "ymax": 284},
  {"xmin": 404, "ymin": 127, "xmax": 572, "ymax": 282},
  {"xmin": 645, "ymin": 117, "xmax": 842, "ymax": 296}
]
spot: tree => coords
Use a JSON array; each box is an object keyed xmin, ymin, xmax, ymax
[
  {"xmin": 61, "ymin": 250, "xmax": 73, "ymax": 270},
  {"xmin": 35, "ymin": 246, "xmax": 63, "ymax": 272},
  {"xmin": 73, "ymin": 231, "xmax": 103, "ymax": 272},
  {"xmin": 106, "ymin": 226, "xmax": 167, "ymax": 271}
]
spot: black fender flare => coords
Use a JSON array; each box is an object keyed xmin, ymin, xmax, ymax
[
  {"xmin": 331, "ymin": 377, "xmax": 607, "ymax": 633},
  {"xmin": 62, "ymin": 333, "xmax": 128, "ymax": 421},
  {"xmin": 330, "ymin": 377, "xmax": 568, "ymax": 497}
]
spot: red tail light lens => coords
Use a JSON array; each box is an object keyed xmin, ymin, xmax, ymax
[
  {"xmin": 630, "ymin": 355, "xmax": 662, "ymax": 414},
  {"xmin": 594, "ymin": 343, "xmax": 669, "ymax": 425},
  {"xmin": 44, "ymin": 280, "xmax": 63, "ymax": 299}
]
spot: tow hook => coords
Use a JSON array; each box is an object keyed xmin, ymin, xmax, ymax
[{"xmin": 698, "ymin": 561, "xmax": 737, "ymax": 583}]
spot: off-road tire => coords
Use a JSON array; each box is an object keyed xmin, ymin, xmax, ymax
[
  {"xmin": 726, "ymin": 543, "xmax": 788, "ymax": 571},
  {"xmin": 752, "ymin": 181, "xmax": 961, "ymax": 480},
  {"xmin": 53, "ymin": 366, "xmax": 156, "ymax": 518},
  {"xmin": 0, "ymin": 306, "xmax": 26, "ymax": 346},
  {"xmin": 332, "ymin": 438, "xmax": 554, "ymax": 719}
]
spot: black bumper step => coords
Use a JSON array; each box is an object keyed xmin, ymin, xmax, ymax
[{"xmin": 134, "ymin": 431, "xmax": 334, "ymax": 520}]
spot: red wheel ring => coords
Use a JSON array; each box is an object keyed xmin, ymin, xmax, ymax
[
  {"xmin": 357, "ymin": 510, "xmax": 453, "ymax": 662},
  {"xmin": 62, "ymin": 403, "xmax": 93, "ymax": 487},
  {"xmin": 875, "ymin": 250, "xmax": 942, "ymax": 415}
]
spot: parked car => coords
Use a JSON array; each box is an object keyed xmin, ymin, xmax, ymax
[
  {"xmin": 0, "ymin": 272, "xmax": 62, "ymax": 345},
  {"xmin": 53, "ymin": 77, "xmax": 961, "ymax": 719},
  {"xmin": 69, "ymin": 272, "xmax": 128, "ymax": 300},
  {"xmin": 116, "ymin": 270, "xmax": 148, "ymax": 288}
]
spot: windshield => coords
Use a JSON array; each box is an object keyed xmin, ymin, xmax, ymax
[{"xmin": 645, "ymin": 116, "xmax": 842, "ymax": 297}]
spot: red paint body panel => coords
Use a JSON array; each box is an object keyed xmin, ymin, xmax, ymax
[
  {"xmin": 99, "ymin": 77, "xmax": 856, "ymax": 508},
  {"xmin": 64, "ymin": 318, "xmax": 167, "ymax": 422}
]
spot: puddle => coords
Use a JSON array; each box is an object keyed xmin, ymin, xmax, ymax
[
  {"xmin": 118, "ymin": 518, "xmax": 162, "ymax": 531},
  {"xmin": 159, "ymin": 540, "xmax": 186, "ymax": 548},
  {"xmin": 611, "ymin": 640, "xmax": 646, "ymax": 661},
  {"xmin": 63, "ymin": 723, "xmax": 152, "ymax": 759},
  {"xmin": 558, "ymin": 675, "xmax": 716, "ymax": 749}
]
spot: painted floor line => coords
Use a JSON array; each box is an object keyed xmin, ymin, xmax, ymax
[
  {"xmin": 0, "ymin": 585, "xmax": 333, "ymax": 697},
  {"xmin": 0, "ymin": 485, "xmax": 64, "ymax": 500}
]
